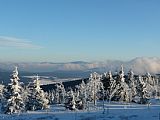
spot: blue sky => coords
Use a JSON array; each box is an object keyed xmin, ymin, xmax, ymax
[{"xmin": 0, "ymin": 0, "xmax": 160, "ymax": 62}]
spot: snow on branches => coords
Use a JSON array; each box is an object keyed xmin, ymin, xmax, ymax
[
  {"xmin": 1, "ymin": 67, "xmax": 25, "ymax": 114},
  {"xmin": 0, "ymin": 65, "xmax": 160, "ymax": 114},
  {"xmin": 26, "ymin": 75, "xmax": 49, "ymax": 111}
]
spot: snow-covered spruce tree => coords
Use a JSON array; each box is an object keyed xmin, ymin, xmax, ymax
[
  {"xmin": 26, "ymin": 75, "xmax": 49, "ymax": 111},
  {"xmin": 135, "ymin": 75, "xmax": 149, "ymax": 104},
  {"xmin": 154, "ymin": 76, "xmax": 160, "ymax": 98},
  {"xmin": 127, "ymin": 69, "xmax": 137, "ymax": 101},
  {"xmin": 75, "ymin": 80, "xmax": 87, "ymax": 110},
  {"xmin": 1, "ymin": 67, "xmax": 25, "ymax": 114},
  {"xmin": 86, "ymin": 72, "xmax": 104, "ymax": 106},
  {"xmin": 112, "ymin": 65, "xmax": 131, "ymax": 102},
  {"xmin": 102, "ymin": 71, "xmax": 117, "ymax": 101},
  {"xmin": 48, "ymin": 89, "xmax": 55, "ymax": 104},
  {"xmin": 145, "ymin": 72, "xmax": 154, "ymax": 85},
  {"xmin": 0, "ymin": 84, "xmax": 4, "ymax": 102},
  {"xmin": 142, "ymin": 73, "xmax": 155, "ymax": 99},
  {"xmin": 65, "ymin": 89, "xmax": 76, "ymax": 110},
  {"xmin": 54, "ymin": 82, "xmax": 66, "ymax": 104}
]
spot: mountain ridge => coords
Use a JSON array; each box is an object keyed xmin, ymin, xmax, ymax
[{"xmin": 0, "ymin": 57, "xmax": 160, "ymax": 74}]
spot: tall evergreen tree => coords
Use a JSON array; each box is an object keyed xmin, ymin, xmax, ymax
[
  {"xmin": 65, "ymin": 89, "xmax": 76, "ymax": 110},
  {"xmin": 1, "ymin": 67, "xmax": 25, "ymax": 114},
  {"xmin": 106, "ymin": 71, "xmax": 117, "ymax": 101},
  {"xmin": 26, "ymin": 75, "xmax": 49, "ymax": 111},
  {"xmin": 127, "ymin": 69, "xmax": 136, "ymax": 101},
  {"xmin": 86, "ymin": 72, "xmax": 104, "ymax": 105},
  {"xmin": 135, "ymin": 75, "xmax": 149, "ymax": 104},
  {"xmin": 54, "ymin": 82, "xmax": 66, "ymax": 104},
  {"xmin": 112, "ymin": 65, "xmax": 131, "ymax": 102},
  {"xmin": 76, "ymin": 80, "xmax": 87, "ymax": 110}
]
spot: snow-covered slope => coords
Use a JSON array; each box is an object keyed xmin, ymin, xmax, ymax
[{"xmin": 0, "ymin": 102, "xmax": 160, "ymax": 120}]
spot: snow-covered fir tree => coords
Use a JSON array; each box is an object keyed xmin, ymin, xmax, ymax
[
  {"xmin": 65, "ymin": 89, "xmax": 76, "ymax": 110},
  {"xmin": 1, "ymin": 67, "xmax": 25, "ymax": 114},
  {"xmin": 75, "ymin": 80, "xmax": 87, "ymax": 110},
  {"xmin": 112, "ymin": 65, "xmax": 131, "ymax": 102},
  {"xmin": 86, "ymin": 72, "xmax": 104, "ymax": 105},
  {"xmin": 142, "ymin": 73, "xmax": 155, "ymax": 99},
  {"xmin": 0, "ymin": 84, "xmax": 4, "ymax": 102},
  {"xmin": 135, "ymin": 75, "xmax": 149, "ymax": 104},
  {"xmin": 127, "ymin": 69, "xmax": 137, "ymax": 101},
  {"xmin": 26, "ymin": 75, "xmax": 49, "ymax": 111},
  {"xmin": 48, "ymin": 90, "xmax": 55, "ymax": 104},
  {"xmin": 145, "ymin": 72, "xmax": 154, "ymax": 85},
  {"xmin": 118, "ymin": 65, "xmax": 125, "ymax": 83},
  {"xmin": 102, "ymin": 71, "xmax": 117, "ymax": 101},
  {"xmin": 154, "ymin": 76, "xmax": 160, "ymax": 98},
  {"xmin": 54, "ymin": 82, "xmax": 66, "ymax": 104}
]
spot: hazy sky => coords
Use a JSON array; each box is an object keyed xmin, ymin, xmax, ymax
[{"xmin": 0, "ymin": 0, "xmax": 160, "ymax": 62}]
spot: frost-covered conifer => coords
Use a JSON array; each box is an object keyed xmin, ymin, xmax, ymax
[
  {"xmin": 48, "ymin": 90, "xmax": 55, "ymax": 104},
  {"xmin": 145, "ymin": 72, "xmax": 154, "ymax": 85},
  {"xmin": 65, "ymin": 89, "xmax": 76, "ymax": 110},
  {"xmin": 86, "ymin": 72, "xmax": 104, "ymax": 105},
  {"xmin": 154, "ymin": 77, "xmax": 160, "ymax": 98},
  {"xmin": 26, "ymin": 75, "xmax": 49, "ymax": 111},
  {"xmin": 2, "ymin": 67, "xmax": 25, "ymax": 114},
  {"xmin": 141, "ymin": 73, "xmax": 155, "ymax": 99},
  {"xmin": 127, "ymin": 69, "xmax": 136, "ymax": 100},
  {"xmin": 119, "ymin": 65, "xmax": 125, "ymax": 82},
  {"xmin": 135, "ymin": 75, "xmax": 149, "ymax": 104},
  {"xmin": 54, "ymin": 82, "xmax": 66, "ymax": 104},
  {"xmin": 112, "ymin": 65, "xmax": 131, "ymax": 102},
  {"xmin": 0, "ymin": 84, "xmax": 4, "ymax": 102},
  {"xmin": 106, "ymin": 71, "xmax": 117, "ymax": 101},
  {"xmin": 76, "ymin": 80, "xmax": 87, "ymax": 110}
]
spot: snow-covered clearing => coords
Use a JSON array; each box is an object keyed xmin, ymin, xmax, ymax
[
  {"xmin": 0, "ymin": 103, "xmax": 159, "ymax": 120},
  {"xmin": 23, "ymin": 75, "xmax": 82, "ymax": 85}
]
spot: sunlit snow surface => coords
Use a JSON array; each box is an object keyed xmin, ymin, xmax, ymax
[
  {"xmin": 23, "ymin": 76, "xmax": 82, "ymax": 85},
  {"xmin": 0, "ymin": 101, "xmax": 160, "ymax": 120}
]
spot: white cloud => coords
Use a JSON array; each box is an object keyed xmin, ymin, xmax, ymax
[{"xmin": 0, "ymin": 36, "xmax": 43, "ymax": 49}]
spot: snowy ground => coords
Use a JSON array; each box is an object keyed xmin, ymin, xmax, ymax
[
  {"xmin": 23, "ymin": 76, "xmax": 82, "ymax": 85},
  {"xmin": 0, "ymin": 102, "xmax": 160, "ymax": 120}
]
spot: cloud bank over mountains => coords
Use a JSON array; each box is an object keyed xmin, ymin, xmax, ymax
[{"xmin": 0, "ymin": 57, "xmax": 160, "ymax": 74}]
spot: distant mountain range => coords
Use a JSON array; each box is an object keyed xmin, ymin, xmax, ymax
[{"xmin": 0, "ymin": 57, "xmax": 160, "ymax": 74}]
